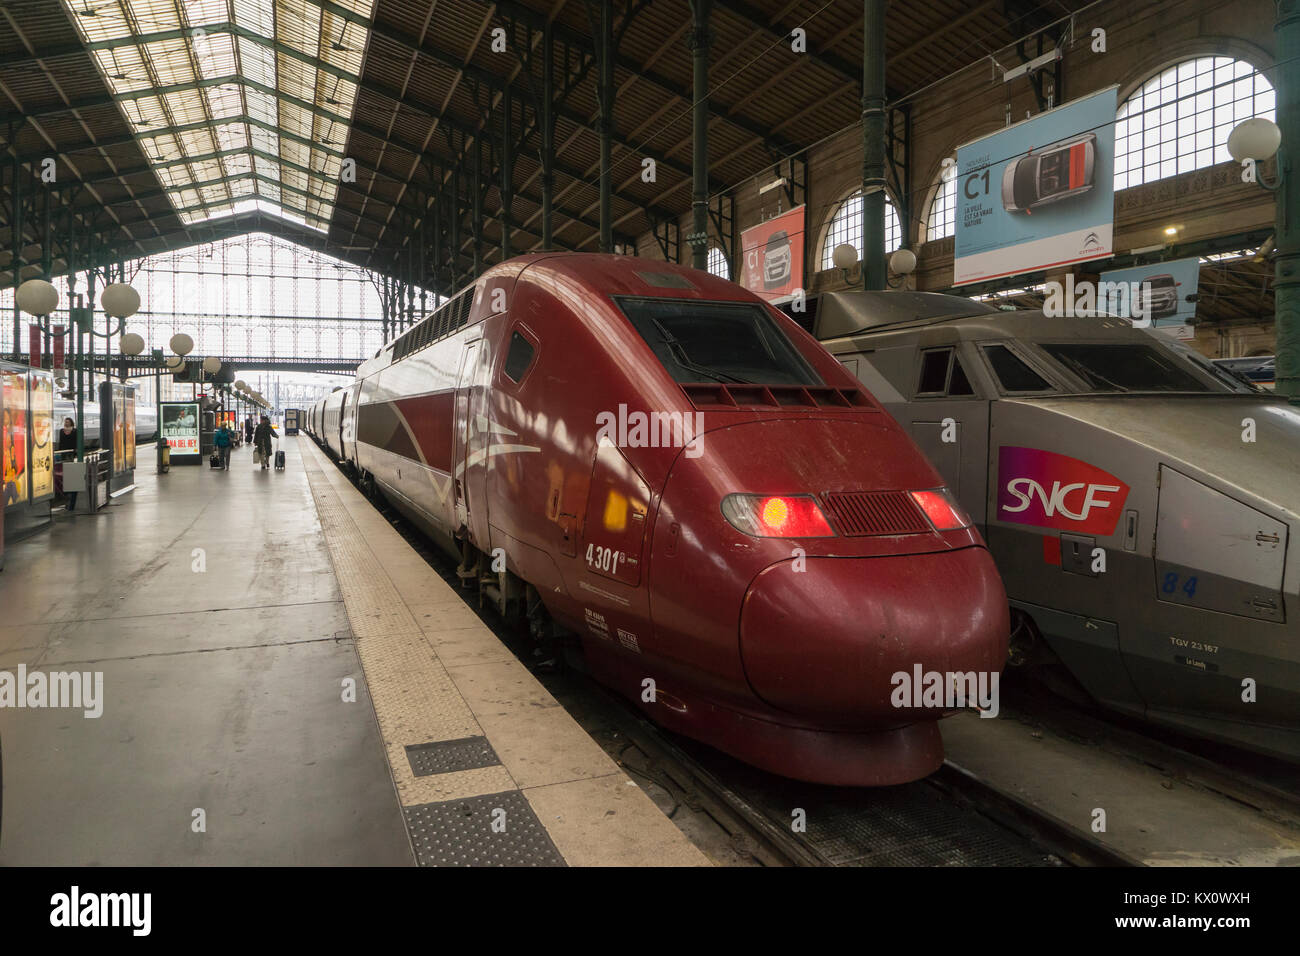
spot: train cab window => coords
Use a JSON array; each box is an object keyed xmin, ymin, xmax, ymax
[
  {"xmin": 1039, "ymin": 343, "xmax": 1210, "ymax": 393},
  {"xmin": 917, "ymin": 349, "xmax": 951, "ymax": 394},
  {"xmin": 948, "ymin": 355, "xmax": 974, "ymax": 395},
  {"xmin": 916, "ymin": 348, "xmax": 975, "ymax": 397},
  {"xmin": 615, "ymin": 297, "xmax": 822, "ymax": 386},
  {"xmin": 983, "ymin": 344, "xmax": 1052, "ymax": 392},
  {"xmin": 503, "ymin": 331, "xmax": 536, "ymax": 383}
]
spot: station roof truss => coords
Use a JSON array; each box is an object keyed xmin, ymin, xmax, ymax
[{"xmin": 2, "ymin": 0, "xmax": 1095, "ymax": 283}]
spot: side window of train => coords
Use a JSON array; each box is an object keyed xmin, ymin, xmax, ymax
[
  {"xmin": 916, "ymin": 347, "xmax": 975, "ymax": 398},
  {"xmin": 981, "ymin": 344, "xmax": 1054, "ymax": 393},
  {"xmin": 503, "ymin": 328, "xmax": 538, "ymax": 384}
]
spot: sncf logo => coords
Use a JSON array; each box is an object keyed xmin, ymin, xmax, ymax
[{"xmin": 997, "ymin": 446, "xmax": 1130, "ymax": 535}]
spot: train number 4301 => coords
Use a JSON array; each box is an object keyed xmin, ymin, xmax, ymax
[{"xmin": 586, "ymin": 544, "xmax": 626, "ymax": 574}]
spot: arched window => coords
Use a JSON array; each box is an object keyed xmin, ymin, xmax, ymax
[
  {"xmin": 821, "ymin": 191, "xmax": 902, "ymax": 271},
  {"xmin": 707, "ymin": 246, "xmax": 730, "ymax": 279},
  {"xmin": 1116, "ymin": 56, "xmax": 1275, "ymax": 189},
  {"xmin": 925, "ymin": 167, "xmax": 956, "ymax": 242}
]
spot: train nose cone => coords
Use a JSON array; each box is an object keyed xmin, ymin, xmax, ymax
[{"xmin": 739, "ymin": 549, "xmax": 1009, "ymax": 724}]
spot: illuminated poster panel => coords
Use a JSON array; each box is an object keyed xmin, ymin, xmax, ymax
[
  {"xmin": 125, "ymin": 389, "xmax": 137, "ymax": 471},
  {"xmin": 29, "ymin": 370, "xmax": 55, "ymax": 501},
  {"xmin": 739, "ymin": 205, "xmax": 806, "ymax": 303},
  {"xmin": 161, "ymin": 402, "xmax": 201, "ymax": 461},
  {"xmin": 2, "ymin": 367, "xmax": 29, "ymax": 508},
  {"xmin": 99, "ymin": 382, "xmax": 134, "ymax": 478}
]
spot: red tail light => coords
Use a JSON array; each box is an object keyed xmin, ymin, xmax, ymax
[
  {"xmin": 909, "ymin": 488, "xmax": 972, "ymax": 532},
  {"xmin": 722, "ymin": 494, "xmax": 835, "ymax": 538}
]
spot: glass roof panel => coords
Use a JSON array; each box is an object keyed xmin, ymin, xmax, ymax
[{"xmin": 63, "ymin": 0, "xmax": 376, "ymax": 230}]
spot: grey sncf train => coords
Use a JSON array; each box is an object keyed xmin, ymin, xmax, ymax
[{"xmin": 791, "ymin": 291, "xmax": 1299, "ymax": 761}]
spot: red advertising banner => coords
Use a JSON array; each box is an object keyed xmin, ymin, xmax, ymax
[
  {"xmin": 28, "ymin": 325, "xmax": 42, "ymax": 369},
  {"xmin": 53, "ymin": 326, "xmax": 65, "ymax": 369},
  {"xmin": 739, "ymin": 205, "xmax": 806, "ymax": 303}
]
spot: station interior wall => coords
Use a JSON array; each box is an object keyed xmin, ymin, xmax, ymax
[{"xmin": 632, "ymin": 0, "xmax": 1276, "ymax": 358}]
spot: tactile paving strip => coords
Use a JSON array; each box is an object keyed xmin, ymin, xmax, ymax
[
  {"xmin": 404, "ymin": 790, "xmax": 567, "ymax": 867},
  {"xmin": 300, "ymin": 450, "xmax": 517, "ymax": 807},
  {"xmin": 406, "ymin": 736, "xmax": 502, "ymax": 777}
]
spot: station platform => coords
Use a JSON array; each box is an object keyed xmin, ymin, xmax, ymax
[
  {"xmin": 942, "ymin": 709, "xmax": 1300, "ymax": 865},
  {"xmin": 0, "ymin": 436, "xmax": 707, "ymax": 866}
]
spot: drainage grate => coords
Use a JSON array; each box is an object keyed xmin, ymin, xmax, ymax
[
  {"xmin": 405, "ymin": 736, "xmax": 502, "ymax": 777},
  {"xmin": 403, "ymin": 790, "xmax": 567, "ymax": 867}
]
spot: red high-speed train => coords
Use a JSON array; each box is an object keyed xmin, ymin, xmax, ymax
[{"xmin": 306, "ymin": 253, "xmax": 1008, "ymax": 785}]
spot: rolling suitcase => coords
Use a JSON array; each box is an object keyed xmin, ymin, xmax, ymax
[
  {"xmin": 274, "ymin": 449, "xmax": 285, "ymax": 471},
  {"xmin": 209, "ymin": 453, "xmax": 222, "ymax": 469}
]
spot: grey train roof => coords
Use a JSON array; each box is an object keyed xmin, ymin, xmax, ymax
[{"xmin": 811, "ymin": 290, "xmax": 1170, "ymax": 345}]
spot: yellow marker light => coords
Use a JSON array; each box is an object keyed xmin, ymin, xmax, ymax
[
  {"xmin": 603, "ymin": 489, "xmax": 628, "ymax": 532},
  {"xmin": 760, "ymin": 496, "xmax": 789, "ymax": 531}
]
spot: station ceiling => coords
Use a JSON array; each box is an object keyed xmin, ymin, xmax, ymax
[
  {"xmin": 15, "ymin": 0, "xmax": 1262, "ymax": 325},
  {"xmin": 1, "ymin": 0, "xmax": 1092, "ymax": 275}
]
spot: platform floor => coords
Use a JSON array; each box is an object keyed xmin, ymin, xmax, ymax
[
  {"xmin": 0, "ymin": 437, "xmax": 705, "ymax": 866},
  {"xmin": 942, "ymin": 709, "xmax": 1300, "ymax": 865}
]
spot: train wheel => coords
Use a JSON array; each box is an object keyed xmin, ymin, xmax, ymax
[
  {"xmin": 1007, "ymin": 607, "xmax": 1041, "ymax": 667},
  {"xmin": 1008, "ymin": 608, "xmax": 1097, "ymax": 708}
]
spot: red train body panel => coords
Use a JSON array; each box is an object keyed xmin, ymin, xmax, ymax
[{"xmin": 307, "ymin": 253, "xmax": 1009, "ymax": 785}]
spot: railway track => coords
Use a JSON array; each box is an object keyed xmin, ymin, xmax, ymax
[{"xmin": 353, "ymin": 465, "xmax": 1139, "ymax": 868}]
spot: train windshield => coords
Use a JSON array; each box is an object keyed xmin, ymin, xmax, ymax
[
  {"xmin": 616, "ymin": 297, "xmax": 822, "ymax": 386},
  {"xmin": 1039, "ymin": 343, "xmax": 1211, "ymax": 392}
]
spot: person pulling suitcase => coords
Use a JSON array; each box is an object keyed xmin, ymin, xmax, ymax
[{"xmin": 253, "ymin": 415, "xmax": 278, "ymax": 470}]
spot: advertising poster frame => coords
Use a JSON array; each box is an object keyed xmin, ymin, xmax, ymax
[
  {"xmin": 739, "ymin": 205, "xmax": 807, "ymax": 304},
  {"xmin": 954, "ymin": 87, "xmax": 1118, "ymax": 286},
  {"xmin": 1098, "ymin": 257, "xmax": 1202, "ymax": 338},
  {"xmin": 161, "ymin": 401, "xmax": 202, "ymax": 464},
  {"xmin": 125, "ymin": 389, "xmax": 137, "ymax": 471},
  {"xmin": 29, "ymin": 368, "xmax": 55, "ymax": 502},
  {"xmin": 2, "ymin": 362, "xmax": 30, "ymax": 510}
]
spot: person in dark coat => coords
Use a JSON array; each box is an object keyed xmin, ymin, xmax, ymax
[
  {"xmin": 244, "ymin": 417, "xmax": 255, "ymax": 443},
  {"xmin": 214, "ymin": 423, "xmax": 232, "ymax": 469},
  {"xmin": 253, "ymin": 415, "xmax": 278, "ymax": 470},
  {"xmin": 55, "ymin": 417, "xmax": 78, "ymax": 510}
]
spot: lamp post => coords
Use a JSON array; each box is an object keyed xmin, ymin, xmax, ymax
[
  {"xmin": 832, "ymin": 244, "xmax": 918, "ymax": 290},
  {"xmin": 91, "ymin": 283, "xmax": 141, "ymax": 461},
  {"xmin": 1227, "ymin": 111, "xmax": 1294, "ymax": 401}
]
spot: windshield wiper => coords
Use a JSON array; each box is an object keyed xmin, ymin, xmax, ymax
[
  {"xmin": 1053, "ymin": 354, "xmax": 1129, "ymax": 393},
  {"xmin": 648, "ymin": 317, "xmax": 751, "ymax": 384}
]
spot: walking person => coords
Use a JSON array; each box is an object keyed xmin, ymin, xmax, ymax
[
  {"xmin": 214, "ymin": 422, "xmax": 233, "ymax": 470},
  {"xmin": 244, "ymin": 417, "xmax": 255, "ymax": 445},
  {"xmin": 55, "ymin": 417, "xmax": 78, "ymax": 511},
  {"xmin": 253, "ymin": 415, "xmax": 277, "ymax": 470}
]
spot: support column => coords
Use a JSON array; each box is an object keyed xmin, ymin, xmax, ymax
[
  {"xmin": 541, "ymin": 22, "xmax": 555, "ymax": 251},
  {"xmin": 473, "ymin": 144, "xmax": 483, "ymax": 277},
  {"xmin": 860, "ymin": 0, "xmax": 887, "ymax": 290},
  {"xmin": 501, "ymin": 85, "xmax": 514, "ymax": 261},
  {"xmin": 11, "ymin": 139, "xmax": 23, "ymax": 360},
  {"xmin": 451, "ymin": 162, "xmax": 462, "ymax": 285},
  {"xmin": 1276, "ymin": 0, "xmax": 1300, "ymax": 401},
  {"xmin": 432, "ymin": 183, "xmax": 442, "ymax": 292},
  {"xmin": 689, "ymin": 0, "xmax": 711, "ymax": 270},
  {"xmin": 599, "ymin": 0, "xmax": 615, "ymax": 253}
]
